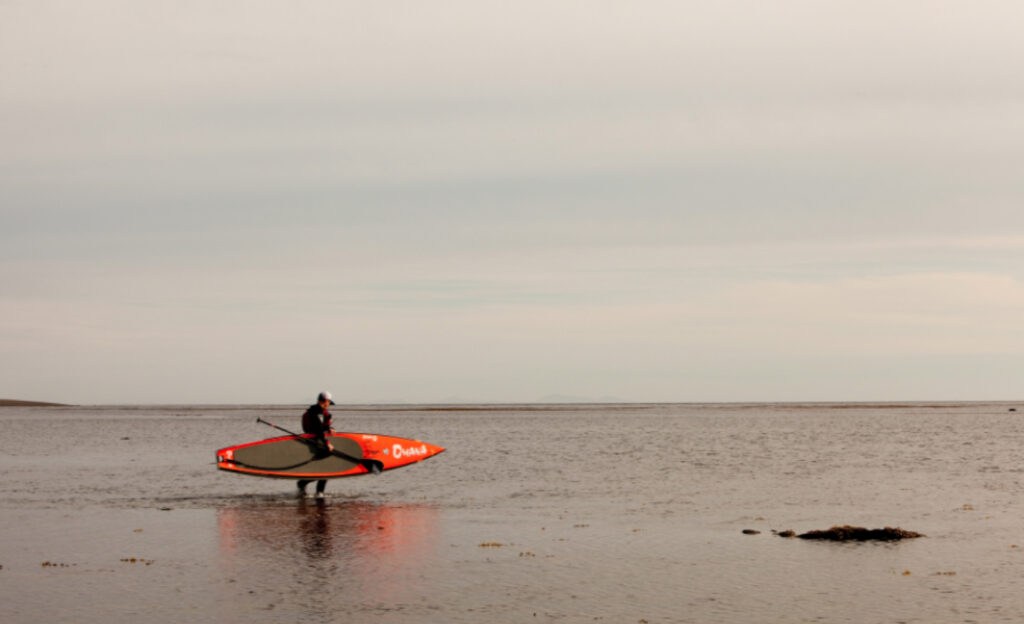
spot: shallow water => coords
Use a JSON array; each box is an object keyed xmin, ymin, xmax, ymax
[{"xmin": 2, "ymin": 402, "xmax": 1023, "ymax": 623}]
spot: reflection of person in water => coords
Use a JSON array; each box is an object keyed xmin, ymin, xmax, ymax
[
  {"xmin": 215, "ymin": 501, "xmax": 440, "ymax": 608},
  {"xmin": 297, "ymin": 499, "xmax": 332, "ymax": 560},
  {"xmin": 297, "ymin": 391, "xmax": 335, "ymax": 499}
]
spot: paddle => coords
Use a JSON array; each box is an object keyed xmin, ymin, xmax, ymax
[{"xmin": 255, "ymin": 417, "xmax": 381, "ymax": 473}]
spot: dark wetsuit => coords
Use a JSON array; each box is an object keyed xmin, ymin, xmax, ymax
[
  {"xmin": 302, "ymin": 403, "xmax": 333, "ymax": 440},
  {"xmin": 298, "ymin": 403, "xmax": 332, "ymax": 495}
]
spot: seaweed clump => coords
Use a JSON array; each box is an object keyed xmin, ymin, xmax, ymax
[{"xmin": 796, "ymin": 525, "xmax": 924, "ymax": 541}]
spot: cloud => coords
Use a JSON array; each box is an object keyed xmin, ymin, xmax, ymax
[{"xmin": 4, "ymin": 1, "xmax": 1024, "ymax": 402}]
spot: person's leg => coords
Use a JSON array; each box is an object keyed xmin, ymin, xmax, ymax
[
  {"xmin": 315, "ymin": 480, "xmax": 327, "ymax": 498},
  {"xmin": 297, "ymin": 480, "xmax": 310, "ymax": 495}
]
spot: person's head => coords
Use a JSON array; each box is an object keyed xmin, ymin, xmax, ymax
[{"xmin": 317, "ymin": 391, "xmax": 335, "ymax": 407}]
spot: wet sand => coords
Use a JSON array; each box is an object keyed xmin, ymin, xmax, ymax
[{"xmin": 3, "ymin": 402, "xmax": 1024, "ymax": 623}]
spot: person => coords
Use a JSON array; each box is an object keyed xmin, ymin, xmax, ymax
[{"xmin": 297, "ymin": 391, "xmax": 335, "ymax": 498}]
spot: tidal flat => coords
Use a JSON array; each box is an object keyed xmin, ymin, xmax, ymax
[{"xmin": 2, "ymin": 402, "xmax": 1022, "ymax": 623}]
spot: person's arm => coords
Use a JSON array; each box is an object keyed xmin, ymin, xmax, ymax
[{"xmin": 321, "ymin": 410, "xmax": 335, "ymax": 452}]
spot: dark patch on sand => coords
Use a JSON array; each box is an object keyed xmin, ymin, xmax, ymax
[{"xmin": 794, "ymin": 525, "xmax": 924, "ymax": 541}]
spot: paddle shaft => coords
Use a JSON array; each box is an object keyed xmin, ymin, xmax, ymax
[{"xmin": 255, "ymin": 417, "xmax": 366, "ymax": 466}]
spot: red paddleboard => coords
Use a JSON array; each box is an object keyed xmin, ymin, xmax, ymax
[{"xmin": 216, "ymin": 432, "xmax": 445, "ymax": 479}]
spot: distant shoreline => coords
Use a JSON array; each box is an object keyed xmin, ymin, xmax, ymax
[{"xmin": 0, "ymin": 399, "xmax": 1018, "ymax": 410}]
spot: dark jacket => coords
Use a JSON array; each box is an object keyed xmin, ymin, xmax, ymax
[{"xmin": 301, "ymin": 403, "xmax": 333, "ymax": 440}]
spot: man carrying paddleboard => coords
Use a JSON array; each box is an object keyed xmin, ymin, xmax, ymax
[{"xmin": 297, "ymin": 391, "xmax": 335, "ymax": 498}]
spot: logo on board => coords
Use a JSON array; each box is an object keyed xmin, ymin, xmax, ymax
[{"xmin": 392, "ymin": 444, "xmax": 429, "ymax": 460}]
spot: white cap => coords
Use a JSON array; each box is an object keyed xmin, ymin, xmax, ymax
[{"xmin": 317, "ymin": 391, "xmax": 335, "ymax": 405}]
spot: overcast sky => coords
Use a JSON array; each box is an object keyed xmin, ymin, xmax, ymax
[{"xmin": 3, "ymin": 1, "xmax": 1023, "ymax": 404}]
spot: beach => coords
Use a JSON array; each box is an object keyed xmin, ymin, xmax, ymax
[{"xmin": 2, "ymin": 402, "xmax": 1023, "ymax": 623}]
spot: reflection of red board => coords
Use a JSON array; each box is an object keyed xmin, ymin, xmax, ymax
[{"xmin": 216, "ymin": 432, "xmax": 445, "ymax": 479}]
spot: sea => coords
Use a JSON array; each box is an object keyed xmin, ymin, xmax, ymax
[{"xmin": 2, "ymin": 402, "xmax": 1023, "ymax": 623}]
